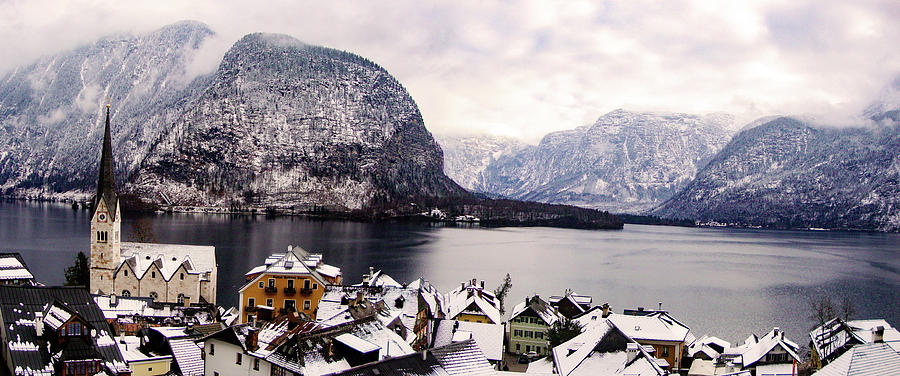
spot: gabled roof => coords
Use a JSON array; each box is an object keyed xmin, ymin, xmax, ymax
[
  {"xmin": 731, "ymin": 328, "xmax": 800, "ymax": 368},
  {"xmin": 240, "ymin": 248, "xmax": 333, "ymax": 292},
  {"xmin": 549, "ymin": 291, "xmax": 592, "ymax": 313},
  {"xmin": 510, "ymin": 295, "xmax": 560, "ymax": 326},
  {"xmin": 432, "ymin": 319, "xmax": 505, "ymax": 362},
  {"xmin": 687, "ymin": 335, "xmax": 732, "ymax": 359},
  {"xmin": 324, "ymin": 339, "xmax": 493, "ymax": 376},
  {"xmin": 119, "ymin": 242, "xmax": 216, "ymax": 281},
  {"xmin": 812, "ymin": 342, "xmax": 900, "ymax": 376},
  {"xmin": 445, "ymin": 283, "xmax": 501, "ymax": 324},
  {"xmin": 0, "ymin": 285, "xmax": 129, "ymax": 376},
  {"xmin": 0, "ymin": 253, "xmax": 35, "ymax": 282},
  {"xmin": 607, "ymin": 312, "xmax": 692, "ymax": 343},
  {"xmin": 551, "ymin": 319, "xmax": 667, "ymax": 376},
  {"xmin": 809, "ymin": 318, "xmax": 866, "ymax": 362}
]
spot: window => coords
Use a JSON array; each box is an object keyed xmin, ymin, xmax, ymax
[
  {"xmin": 121, "ymin": 290, "xmax": 131, "ymax": 297},
  {"xmin": 253, "ymin": 358, "xmax": 260, "ymax": 371},
  {"xmin": 266, "ymin": 299, "xmax": 273, "ymax": 307},
  {"xmin": 152, "ymin": 271, "xmax": 156, "ymax": 278},
  {"xmin": 287, "ymin": 279, "xmax": 294, "ymax": 289},
  {"xmin": 525, "ymin": 330, "xmax": 532, "ymax": 338},
  {"xmin": 284, "ymin": 300, "xmax": 296, "ymax": 311},
  {"xmin": 209, "ymin": 343, "xmax": 215, "ymax": 355},
  {"xmin": 177, "ymin": 294, "xmax": 186, "ymax": 304},
  {"xmin": 236, "ymin": 352, "xmax": 242, "ymax": 365},
  {"xmin": 660, "ymin": 346, "xmax": 670, "ymax": 357},
  {"xmin": 248, "ymin": 298, "xmax": 255, "ymax": 307},
  {"xmin": 258, "ymin": 281, "xmax": 264, "ymax": 289},
  {"xmin": 124, "ymin": 269, "xmax": 128, "ymax": 276},
  {"xmin": 180, "ymin": 273, "xmax": 184, "ymax": 280},
  {"xmin": 268, "ymin": 279, "xmax": 276, "ymax": 288},
  {"xmin": 214, "ymin": 373, "xmax": 219, "ymax": 376},
  {"xmin": 304, "ymin": 279, "xmax": 311, "ymax": 289},
  {"xmin": 536, "ymin": 332, "xmax": 544, "ymax": 339},
  {"xmin": 514, "ymin": 329, "xmax": 522, "ymax": 337},
  {"xmin": 149, "ymin": 291, "xmax": 158, "ymax": 301},
  {"xmin": 526, "ymin": 345, "xmax": 531, "ymax": 352},
  {"xmin": 312, "ymin": 283, "xmax": 318, "ymax": 290},
  {"xmin": 66, "ymin": 322, "xmax": 82, "ymax": 336},
  {"xmin": 516, "ymin": 343, "xmax": 520, "ymax": 351}
]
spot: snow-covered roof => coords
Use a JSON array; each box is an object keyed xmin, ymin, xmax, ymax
[
  {"xmin": 430, "ymin": 339, "xmax": 496, "ymax": 376},
  {"xmin": 551, "ymin": 320, "xmax": 666, "ymax": 376},
  {"xmin": 445, "ymin": 283, "xmax": 501, "ymax": 324},
  {"xmin": 809, "ymin": 318, "xmax": 867, "ymax": 362},
  {"xmin": 607, "ymin": 312, "xmax": 692, "ymax": 343},
  {"xmin": 241, "ymin": 247, "xmax": 340, "ymax": 292},
  {"xmin": 812, "ymin": 342, "xmax": 900, "ymax": 376},
  {"xmin": 335, "ymin": 333, "xmax": 381, "ymax": 353},
  {"xmin": 0, "ymin": 253, "xmax": 34, "ymax": 281},
  {"xmin": 432, "ymin": 319, "xmax": 505, "ymax": 362},
  {"xmin": 728, "ymin": 328, "xmax": 799, "ymax": 368},
  {"xmin": 510, "ymin": 295, "xmax": 559, "ymax": 326},
  {"xmin": 317, "ymin": 263, "xmax": 341, "ymax": 279},
  {"xmin": 687, "ymin": 335, "xmax": 732, "ymax": 359},
  {"xmin": 120, "ymin": 242, "xmax": 215, "ymax": 281},
  {"xmin": 169, "ymin": 338, "xmax": 204, "ymax": 376}
]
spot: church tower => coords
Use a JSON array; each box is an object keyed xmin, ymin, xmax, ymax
[{"xmin": 89, "ymin": 104, "xmax": 121, "ymax": 295}]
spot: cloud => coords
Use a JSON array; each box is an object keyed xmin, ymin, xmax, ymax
[{"xmin": 1, "ymin": 0, "xmax": 899, "ymax": 141}]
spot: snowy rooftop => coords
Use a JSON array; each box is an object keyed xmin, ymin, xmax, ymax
[
  {"xmin": 813, "ymin": 342, "xmax": 900, "ymax": 376},
  {"xmin": 607, "ymin": 312, "xmax": 692, "ymax": 343},
  {"xmin": 433, "ymin": 319, "xmax": 504, "ymax": 362},
  {"xmin": 510, "ymin": 295, "xmax": 559, "ymax": 326},
  {"xmin": 551, "ymin": 320, "xmax": 666, "ymax": 376},
  {"xmin": 0, "ymin": 253, "xmax": 34, "ymax": 281},
  {"xmin": 727, "ymin": 328, "xmax": 799, "ymax": 368},
  {"xmin": 121, "ymin": 242, "xmax": 215, "ymax": 281},
  {"xmin": 445, "ymin": 282, "xmax": 501, "ymax": 325}
]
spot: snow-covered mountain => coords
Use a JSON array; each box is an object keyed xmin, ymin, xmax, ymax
[
  {"xmin": 0, "ymin": 23, "xmax": 465, "ymax": 210},
  {"xmin": 473, "ymin": 110, "xmax": 735, "ymax": 213},
  {"xmin": 434, "ymin": 134, "xmax": 527, "ymax": 192},
  {"xmin": 654, "ymin": 113, "xmax": 900, "ymax": 231}
]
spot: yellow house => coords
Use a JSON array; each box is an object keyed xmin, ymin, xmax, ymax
[
  {"xmin": 238, "ymin": 246, "xmax": 341, "ymax": 323},
  {"xmin": 118, "ymin": 337, "xmax": 172, "ymax": 376},
  {"xmin": 446, "ymin": 279, "xmax": 502, "ymax": 325}
]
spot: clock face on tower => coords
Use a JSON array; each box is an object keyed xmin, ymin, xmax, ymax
[{"xmin": 98, "ymin": 212, "xmax": 108, "ymax": 222}]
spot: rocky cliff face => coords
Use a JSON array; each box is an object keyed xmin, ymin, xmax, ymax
[
  {"xmin": 434, "ymin": 134, "xmax": 527, "ymax": 192},
  {"xmin": 654, "ymin": 114, "xmax": 900, "ymax": 231},
  {"xmin": 0, "ymin": 24, "xmax": 464, "ymax": 210},
  {"xmin": 0, "ymin": 21, "xmax": 214, "ymax": 196},
  {"xmin": 472, "ymin": 110, "xmax": 734, "ymax": 213}
]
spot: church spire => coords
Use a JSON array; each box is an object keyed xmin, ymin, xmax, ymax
[{"xmin": 95, "ymin": 103, "xmax": 117, "ymax": 217}]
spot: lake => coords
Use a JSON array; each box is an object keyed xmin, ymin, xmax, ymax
[{"xmin": 1, "ymin": 200, "xmax": 898, "ymax": 347}]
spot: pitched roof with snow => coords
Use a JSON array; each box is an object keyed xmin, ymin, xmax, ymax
[
  {"xmin": 727, "ymin": 328, "xmax": 800, "ymax": 368},
  {"xmin": 812, "ymin": 342, "xmax": 900, "ymax": 376},
  {"xmin": 510, "ymin": 295, "xmax": 560, "ymax": 326},
  {"xmin": 119, "ymin": 242, "xmax": 215, "ymax": 281},
  {"xmin": 607, "ymin": 312, "xmax": 692, "ymax": 343},
  {"xmin": 0, "ymin": 253, "xmax": 35, "ymax": 282},
  {"xmin": 432, "ymin": 319, "xmax": 505, "ymax": 362},
  {"xmin": 809, "ymin": 318, "xmax": 866, "ymax": 362},
  {"xmin": 445, "ymin": 281, "xmax": 501, "ymax": 324},
  {"xmin": 0, "ymin": 285, "xmax": 130, "ymax": 376},
  {"xmin": 687, "ymin": 335, "xmax": 732, "ymax": 359},
  {"xmin": 551, "ymin": 319, "xmax": 667, "ymax": 376}
]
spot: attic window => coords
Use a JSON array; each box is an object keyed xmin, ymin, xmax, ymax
[
  {"xmin": 146, "ymin": 255, "xmax": 151, "ymax": 260},
  {"xmin": 284, "ymin": 261, "xmax": 294, "ymax": 269},
  {"xmin": 172, "ymin": 257, "xmax": 177, "ymax": 261}
]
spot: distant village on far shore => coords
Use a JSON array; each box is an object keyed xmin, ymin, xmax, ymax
[{"xmin": 0, "ymin": 107, "xmax": 898, "ymax": 376}]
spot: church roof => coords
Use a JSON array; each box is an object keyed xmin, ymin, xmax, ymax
[
  {"xmin": 119, "ymin": 242, "xmax": 216, "ymax": 281},
  {"xmin": 95, "ymin": 105, "xmax": 118, "ymax": 220}
]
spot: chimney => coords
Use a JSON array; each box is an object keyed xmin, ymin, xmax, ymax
[
  {"xmin": 287, "ymin": 245, "xmax": 293, "ymax": 252},
  {"xmin": 602, "ymin": 302, "xmax": 611, "ymax": 318},
  {"xmin": 34, "ymin": 312, "xmax": 44, "ymax": 337},
  {"xmin": 626, "ymin": 342, "xmax": 639, "ymax": 363},
  {"xmin": 773, "ymin": 327, "xmax": 779, "ymax": 338},
  {"xmin": 421, "ymin": 349, "xmax": 428, "ymax": 361},
  {"xmin": 246, "ymin": 328, "xmax": 259, "ymax": 350},
  {"xmin": 480, "ymin": 280, "xmax": 485, "ymax": 289},
  {"xmin": 471, "ymin": 278, "xmax": 476, "ymax": 287},
  {"xmin": 658, "ymin": 302, "xmax": 662, "ymax": 311},
  {"xmin": 110, "ymin": 293, "xmax": 118, "ymax": 306},
  {"xmin": 183, "ymin": 297, "xmax": 191, "ymax": 307},
  {"xmin": 874, "ymin": 326, "xmax": 885, "ymax": 343},
  {"xmin": 461, "ymin": 282, "xmax": 465, "ymax": 290}
]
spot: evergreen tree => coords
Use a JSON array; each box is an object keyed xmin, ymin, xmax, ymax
[{"xmin": 64, "ymin": 252, "xmax": 90, "ymax": 287}]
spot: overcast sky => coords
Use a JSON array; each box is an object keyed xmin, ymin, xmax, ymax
[{"xmin": 1, "ymin": 0, "xmax": 898, "ymax": 142}]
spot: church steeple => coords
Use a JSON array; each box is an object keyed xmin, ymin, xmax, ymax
[{"xmin": 95, "ymin": 103, "xmax": 117, "ymax": 219}]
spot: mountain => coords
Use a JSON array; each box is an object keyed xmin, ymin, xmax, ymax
[
  {"xmin": 0, "ymin": 21, "xmax": 215, "ymax": 197},
  {"xmin": 476, "ymin": 110, "xmax": 734, "ymax": 213},
  {"xmin": 434, "ymin": 134, "xmax": 527, "ymax": 192},
  {"xmin": 653, "ymin": 115, "xmax": 900, "ymax": 231},
  {"xmin": 128, "ymin": 32, "xmax": 464, "ymax": 210},
  {"xmin": 0, "ymin": 23, "xmax": 465, "ymax": 211}
]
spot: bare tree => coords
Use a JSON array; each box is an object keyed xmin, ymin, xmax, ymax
[
  {"xmin": 808, "ymin": 294, "xmax": 836, "ymax": 328},
  {"xmin": 840, "ymin": 297, "xmax": 856, "ymax": 321}
]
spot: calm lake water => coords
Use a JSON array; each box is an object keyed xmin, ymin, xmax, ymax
[{"xmin": 2, "ymin": 200, "xmax": 898, "ymax": 347}]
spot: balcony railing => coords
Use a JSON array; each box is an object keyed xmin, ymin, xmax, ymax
[
  {"xmin": 264, "ymin": 286, "xmax": 278, "ymax": 293},
  {"xmin": 279, "ymin": 307, "xmax": 297, "ymax": 315},
  {"xmin": 245, "ymin": 306, "xmax": 258, "ymax": 312},
  {"xmin": 283, "ymin": 287, "xmax": 296, "ymax": 295},
  {"xmin": 300, "ymin": 288, "xmax": 313, "ymax": 296}
]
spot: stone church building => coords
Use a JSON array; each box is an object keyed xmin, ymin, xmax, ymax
[{"xmin": 90, "ymin": 104, "xmax": 217, "ymax": 304}]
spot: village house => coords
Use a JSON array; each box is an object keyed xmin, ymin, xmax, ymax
[
  {"xmin": 508, "ymin": 295, "xmax": 559, "ymax": 356},
  {"xmin": 809, "ymin": 317, "xmax": 900, "ymax": 370},
  {"xmin": 812, "ymin": 341, "xmax": 900, "ymax": 376},
  {"xmin": 89, "ymin": 105, "xmax": 217, "ymax": 305},
  {"xmin": 139, "ymin": 325, "xmax": 220, "ymax": 376},
  {"xmin": 0, "ymin": 285, "xmax": 132, "ymax": 376},
  {"xmin": 239, "ymin": 246, "xmax": 341, "ymax": 323},
  {"xmin": 200, "ymin": 317, "xmax": 322, "ymax": 376},
  {"xmin": 445, "ymin": 278, "xmax": 502, "ymax": 324},
  {"xmin": 718, "ymin": 328, "xmax": 800, "ymax": 376},
  {"xmin": 548, "ymin": 289, "xmax": 593, "ymax": 319},
  {"xmin": 531, "ymin": 318, "xmax": 669, "ymax": 376},
  {"xmin": 0, "ymin": 253, "xmax": 36, "ymax": 286},
  {"xmin": 116, "ymin": 335, "xmax": 173, "ymax": 376},
  {"xmin": 606, "ymin": 310, "xmax": 695, "ymax": 372}
]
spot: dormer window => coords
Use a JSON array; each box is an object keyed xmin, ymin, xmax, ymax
[
  {"xmin": 64, "ymin": 322, "xmax": 83, "ymax": 336},
  {"xmin": 65, "ymin": 360, "xmax": 99, "ymax": 375}
]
